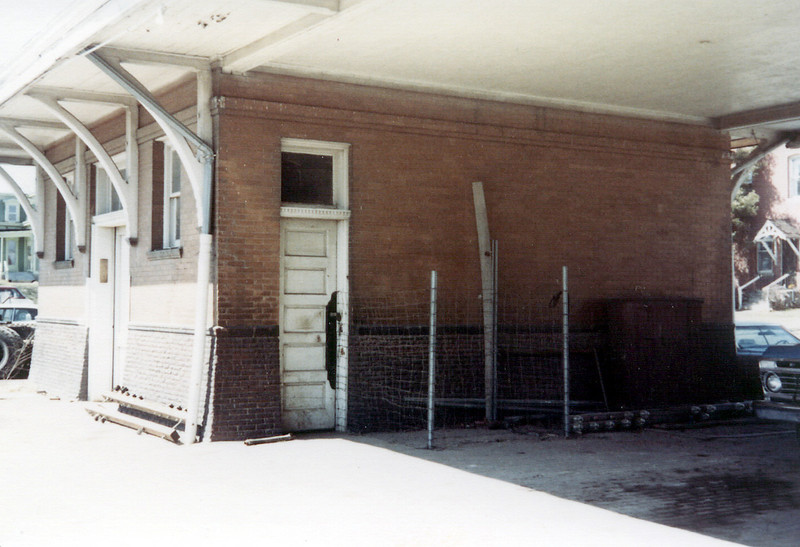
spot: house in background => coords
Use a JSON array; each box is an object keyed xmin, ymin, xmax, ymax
[
  {"xmin": 733, "ymin": 144, "xmax": 800, "ymax": 309},
  {"xmin": 0, "ymin": 2, "xmax": 798, "ymax": 442},
  {"xmin": 0, "ymin": 192, "xmax": 37, "ymax": 282}
]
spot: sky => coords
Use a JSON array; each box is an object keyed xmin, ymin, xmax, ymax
[{"xmin": 0, "ymin": 165, "xmax": 37, "ymax": 196}]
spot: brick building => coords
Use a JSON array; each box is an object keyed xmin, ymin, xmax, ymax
[
  {"xmin": 733, "ymin": 144, "xmax": 800, "ymax": 308},
  {"xmin": 1, "ymin": 1, "xmax": 799, "ymax": 441}
]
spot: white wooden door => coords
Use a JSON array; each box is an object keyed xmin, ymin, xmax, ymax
[
  {"xmin": 88, "ymin": 225, "xmax": 129, "ymax": 399},
  {"xmin": 112, "ymin": 229, "xmax": 130, "ymax": 388},
  {"xmin": 280, "ymin": 219, "xmax": 337, "ymax": 431},
  {"xmin": 87, "ymin": 226, "xmax": 114, "ymax": 400}
]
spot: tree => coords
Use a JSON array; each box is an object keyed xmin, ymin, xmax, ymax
[{"xmin": 731, "ymin": 183, "xmax": 759, "ymax": 244}]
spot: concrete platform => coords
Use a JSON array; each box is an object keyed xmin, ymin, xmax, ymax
[{"xmin": 0, "ymin": 382, "xmax": 738, "ymax": 547}]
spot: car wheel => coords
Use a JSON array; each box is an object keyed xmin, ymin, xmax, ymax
[{"xmin": 0, "ymin": 326, "xmax": 23, "ymax": 378}]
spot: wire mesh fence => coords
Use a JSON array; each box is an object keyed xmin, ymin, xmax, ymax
[
  {"xmin": 343, "ymin": 265, "xmax": 748, "ymax": 448},
  {"xmin": 344, "ymin": 270, "xmax": 607, "ymax": 446}
]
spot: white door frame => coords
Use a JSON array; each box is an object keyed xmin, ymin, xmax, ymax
[
  {"xmin": 87, "ymin": 211, "xmax": 129, "ymax": 400},
  {"xmin": 279, "ymin": 137, "xmax": 350, "ymax": 431},
  {"xmin": 279, "ymin": 208, "xmax": 350, "ymax": 430}
]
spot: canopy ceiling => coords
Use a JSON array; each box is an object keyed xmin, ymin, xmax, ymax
[{"xmin": 2, "ymin": 0, "xmax": 800, "ymax": 160}]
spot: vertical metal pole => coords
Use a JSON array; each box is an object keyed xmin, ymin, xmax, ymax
[
  {"xmin": 562, "ymin": 266, "xmax": 570, "ymax": 438},
  {"xmin": 427, "ymin": 270, "xmax": 438, "ymax": 450},
  {"xmin": 491, "ymin": 240, "xmax": 498, "ymax": 421}
]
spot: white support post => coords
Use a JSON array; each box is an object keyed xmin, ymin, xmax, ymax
[
  {"xmin": 125, "ymin": 105, "xmax": 139, "ymax": 244},
  {"xmin": 34, "ymin": 168, "xmax": 46, "ymax": 258},
  {"xmin": 74, "ymin": 140, "xmax": 87, "ymax": 262}
]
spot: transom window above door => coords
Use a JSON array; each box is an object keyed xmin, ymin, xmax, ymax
[
  {"xmin": 280, "ymin": 139, "xmax": 349, "ymax": 211},
  {"xmin": 281, "ymin": 152, "xmax": 333, "ymax": 206},
  {"xmin": 95, "ymin": 154, "xmax": 125, "ymax": 215}
]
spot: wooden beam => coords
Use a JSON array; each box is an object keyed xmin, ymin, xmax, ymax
[
  {"xmin": 0, "ymin": 150, "xmax": 33, "ymax": 163},
  {"xmin": 98, "ymin": 46, "xmax": 210, "ymax": 71},
  {"xmin": 0, "ymin": 117, "xmax": 67, "ymax": 130},
  {"xmin": 472, "ymin": 182, "xmax": 496, "ymax": 421},
  {"xmin": 101, "ymin": 391, "xmax": 187, "ymax": 423},
  {"xmin": 222, "ymin": 13, "xmax": 332, "ymax": 74},
  {"xmin": 716, "ymin": 100, "xmax": 800, "ymax": 131},
  {"xmin": 269, "ymin": 0, "xmax": 340, "ymax": 11},
  {"xmin": 28, "ymin": 86, "xmax": 137, "ymax": 106},
  {"xmin": 85, "ymin": 403, "xmax": 181, "ymax": 443}
]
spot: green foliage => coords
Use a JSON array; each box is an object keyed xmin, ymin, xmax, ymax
[{"xmin": 731, "ymin": 185, "xmax": 759, "ymax": 242}]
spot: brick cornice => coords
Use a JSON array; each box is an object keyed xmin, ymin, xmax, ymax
[{"xmin": 214, "ymin": 95, "xmax": 727, "ymax": 166}]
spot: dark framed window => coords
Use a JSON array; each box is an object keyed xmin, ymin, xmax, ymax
[
  {"xmin": 281, "ymin": 152, "xmax": 334, "ymax": 205},
  {"xmin": 55, "ymin": 192, "xmax": 73, "ymax": 262},
  {"xmin": 757, "ymin": 239, "xmax": 774, "ymax": 274}
]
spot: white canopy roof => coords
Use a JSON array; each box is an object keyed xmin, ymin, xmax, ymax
[{"xmin": 3, "ymin": 0, "xmax": 800, "ymax": 158}]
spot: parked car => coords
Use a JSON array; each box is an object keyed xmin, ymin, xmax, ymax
[
  {"xmin": 0, "ymin": 298, "xmax": 37, "ymax": 323},
  {"xmin": 0, "ymin": 296, "xmax": 37, "ymax": 379},
  {"xmin": 0, "ymin": 285, "xmax": 25, "ymax": 303},
  {"xmin": 735, "ymin": 323, "xmax": 800, "ymax": 403}
]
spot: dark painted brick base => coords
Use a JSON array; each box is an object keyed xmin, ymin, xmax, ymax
[{"xmin": 209, "ymin": 326, "xmax": 281, "ymax": 441}]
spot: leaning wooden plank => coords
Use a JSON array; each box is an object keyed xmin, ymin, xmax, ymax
[
  {"xmin": 472, "ymin": 181, "xmax": 496, "ymax": 421},
  {"xmin": 243, "ymin": 434, "xmax": 293, "ymax": 446},
  {"xmin": 86, "ymin": 403, "xmax": 181, "ymax": 443},
  {"xmin": 101, "ymin": 391, "xmax": 187, "ymax": 423}
]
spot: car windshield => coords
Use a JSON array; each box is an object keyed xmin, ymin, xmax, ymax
[
  {"xmin": 0, "ymin": 288, "xmax": 22, "ymax": 303},
  {"xmin": 13, "ymin": 308, "xmax": 36, "ymax": 321},
  {"xmin": 736, "ymin": 325, "xmax": 800, "ymax": 352},
  {"xmin": 0, "ymin": 307, "xmax": 36, "ymax": 322}
]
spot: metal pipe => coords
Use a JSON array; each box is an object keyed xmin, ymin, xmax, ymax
[
  {"xmin": 427, "ymin": 270, "xmax": 437, "ymax": 450},
  {"xmin": 183, "ymin": 72, "xmax": 215, "ymax": 444},
  {"xmin": 491, "ymin": 239, "xmax": 498, "ymax": 421},
  {"xmin": 562, "ymin": 266, "xmax": 569, "ymax": 439},
  {"xmin": 184, "ymin": 233, "xmax": 212, "ymax": 443}
]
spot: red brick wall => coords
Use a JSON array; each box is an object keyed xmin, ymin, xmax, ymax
[
  {"xmin": 214, "ymin": 72, "xmax": 732, "ymax": 327},
  {"xmin": 214, "ymin": 114, "xmax": 282, "ymax": 327},
  {"xmin": 209, "ymin": 73, "xmax": 736, "ymax": 431}
]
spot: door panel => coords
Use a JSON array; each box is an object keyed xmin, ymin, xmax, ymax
[
  {"xmin": 87, "ymin": 226, "xmax": 129, "ymax": 399},
  {"xmin": 284, "ymin": 268, "xmax": 327, "ymax": 294},
  {"xmin": 284, "ymin": 307, "xmax": 326, "ymax": 332},
  {"xmin": 280, "ymin": 219, "xmax": 337, "ymax": 431}
]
